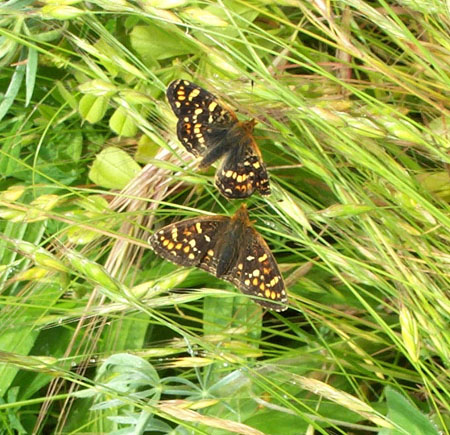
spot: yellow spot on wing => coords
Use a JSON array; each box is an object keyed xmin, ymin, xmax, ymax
[
  {"xmin": 258, "ymin": 254, "xmax": 268, "ymax": 262},
  {"xmin": 189, "ymin": 89, "xmax": 201, "ymax": 100}
]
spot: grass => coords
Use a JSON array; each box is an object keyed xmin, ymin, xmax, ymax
[{"xmin": 0, "ymin": 0, "xmax": 449, "ymax": 433}]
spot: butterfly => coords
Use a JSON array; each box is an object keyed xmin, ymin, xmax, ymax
[
  {"xmin": 149, "ymin": 204, "xmax": 287, "ymax": 311},
  {"xmin": 166, "ymin": 80, "xmax": 271, "ymax": 199}
]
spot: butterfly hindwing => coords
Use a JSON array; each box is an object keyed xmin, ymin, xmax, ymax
[
  {"xmin": 167, "ymin": 80, "xmax": 237, "ymax": 157},
  {"xmin": 223, "ymin": 227, "xmax": 287, "ymax": 311},
  {"xmin": 215, "ymin": 138, "xmax": 271, "ymax": 199},
  {"xmin": 149, "ymin": 215, "xmax": 229, "ymax": 267}
]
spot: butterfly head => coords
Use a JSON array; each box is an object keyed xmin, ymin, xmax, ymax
[
  {"xmin": 240, "ymin": 119, "xmax": 257, "ymax": 134},
  {"xmin": 232, "ymin": 203, "xmax": 252, "ymax": 226}
]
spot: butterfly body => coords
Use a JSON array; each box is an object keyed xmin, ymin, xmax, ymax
[
  {"xmin": 212, "ymin": 207, "xmax": 247, "ymax": 276},
  {"xmin": 149, "ymin": 204, "xmax": 287, "ymax": 311},
  {"xmin": 167, "ymin": 80, "xmax": 271, "ymax": 199}
]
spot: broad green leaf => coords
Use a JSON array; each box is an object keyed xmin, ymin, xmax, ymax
[
  {"xmin": 130, "ymin": 24, "xmax": 196, "ymax": 64},
  {"xmin": 135, "ymin": 135, "xmax": 159, "ymax": 163},
  {"xmin": 88, "ymin": 146, "xmax": 141, "ymax": 189},
  {"xmin": 379, "ymin": 387, "xmax": 439, "ymax": 435},
  {"xmin": 79, "ymin": 94, "xmax": 109, "ymax": 124},
  {"xmin": 109, "ymin": 106, "xmax": 138, "ymax": 137}
]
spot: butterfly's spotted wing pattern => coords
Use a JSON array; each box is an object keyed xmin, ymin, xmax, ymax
[
  {"xmin": 166, "ymin": 80, "xmax": 271, "ymax": 199},
  {"xmin": 149, "ymin": 215, "xmax": 228, "ymax": 268},
  {"xmin": 166, "ymin": 80, "xmax": 236, "ymax": 158},
  {"xmin": 215, "ymin": 121, "xmax": 271, "ymax": 198},
  {"xmin": 222, "ymin": 226, "xmax": 287, "ymax": 311},
  {"xmin": 149, "ymin": 205, "xmax": 287, "ymax": 311}
]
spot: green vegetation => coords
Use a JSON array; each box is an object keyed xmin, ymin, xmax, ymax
[{"xmin": 0, "ymin": 0, "xmax": 449, "ymax": 433}]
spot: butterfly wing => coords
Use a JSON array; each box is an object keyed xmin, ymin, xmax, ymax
[
  {"xmin": 215, "ymin": 136, "xmax": 271, "ymax": 199},
  {"xmin": 149, "ymin": 215, "xmax": 229, "ymax": 267},
  {"xmin": 222, "ymin": 227, "xmax": 287, "ymax": 311},
  {"xmin": 167, "ymin": 80, "xmax": 237, "ymax": 158}
]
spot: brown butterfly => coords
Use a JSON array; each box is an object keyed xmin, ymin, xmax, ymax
[
  {"xmin": 167, "ymin": 80, "xmax": 271, "ymax": 199},
  {"xmin": 149, "ymin": 204, "xmax": 287, "ymax": 311}
]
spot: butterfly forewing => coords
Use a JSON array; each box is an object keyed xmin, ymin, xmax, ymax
[
  {"xmin": 223, "ymin": 227, "xmax": 287, "ymax": 311},
  {"xmin": 167, "ymin": 80, "xmax": 236, "ymax": 157},
  {"xmin": 149, "ymin": 216, "xmax": 228, "ymax": 267}
]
